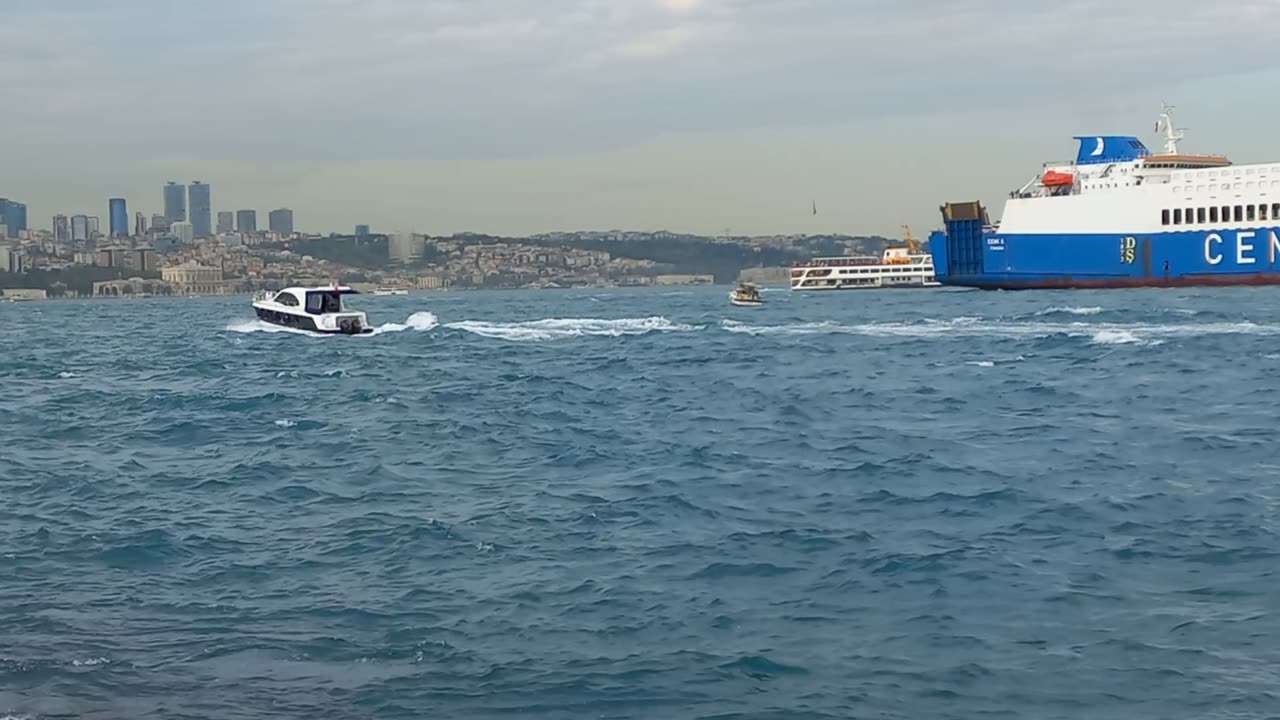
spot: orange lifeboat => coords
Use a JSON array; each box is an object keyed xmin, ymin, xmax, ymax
[{"xmin": 1041, "ymin": 170, "xmax": 1074, "ymax": 187}]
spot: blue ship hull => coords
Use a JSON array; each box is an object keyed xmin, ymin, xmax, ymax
[{"xmin": 928, "ymin": 202, "xmax": 1280, "ymax": 289}]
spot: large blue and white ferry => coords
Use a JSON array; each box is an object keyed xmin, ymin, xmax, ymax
[{"xmin": 928, "ymin": 106, "xmax": 1280, "ymax": 289}]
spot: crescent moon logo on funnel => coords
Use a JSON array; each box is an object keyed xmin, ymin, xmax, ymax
[{"xmin": 1092, "ymin": 137, "xmax": 1105, "ymax": 156}]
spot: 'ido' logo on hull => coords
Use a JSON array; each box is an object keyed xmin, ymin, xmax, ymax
[{"xmin": 1119, "ymin": 236, "xmax": 1137, "ymax": 264}]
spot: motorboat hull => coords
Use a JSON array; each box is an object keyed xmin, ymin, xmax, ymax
[{"xmin": 252, "ymin": 304, "xmax": 373, "ymax": 334}]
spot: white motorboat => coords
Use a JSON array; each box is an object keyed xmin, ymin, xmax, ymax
[
  {"xmin": 729, "ymin": 282, "xmax": 764, "ymax": 307},
  {"xmin": 251, "ymin": 284, "xmax": 372, "ymax": 334}
]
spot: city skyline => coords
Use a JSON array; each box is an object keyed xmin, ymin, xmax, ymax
[
  {"xmin": 4, "ymin": 2, "xmax": 1280, "ymax": 237},
  {"xmin": 0, "ymin": 178, "xmax": 296, "ymax": 238}
]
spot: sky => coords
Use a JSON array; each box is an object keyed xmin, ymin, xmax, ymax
[{"xmin": 5, "ymin": 0, "xmax": 1280, "ymax": 238}]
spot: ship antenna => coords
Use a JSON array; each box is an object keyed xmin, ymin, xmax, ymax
[{"xmin": 1159, "ymin": 103, "xmax": 1184, "ymax": 154}]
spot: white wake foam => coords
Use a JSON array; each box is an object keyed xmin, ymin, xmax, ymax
[
  {"xmin": 721, "ymin": 318, "xmax": 1280, "ymax": 345},
  {"xmin": 444, "ymin": 316, "xmax": 702, "ymax": 341},
  {"xmin": 367, "ymin": 311, "xmax": 439, "ymax": 335},
  {"xmin": 1036, "ymin": 306, "xmax": 1104, "ymax": 316}
]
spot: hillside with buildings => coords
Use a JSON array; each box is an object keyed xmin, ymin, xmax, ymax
[{"xmin": 0, "ymin": 187, "xmax": 899, "ymax": 297}]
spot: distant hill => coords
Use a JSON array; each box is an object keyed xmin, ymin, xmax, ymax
[{"xmin": 278, "ymin": 230, "xmax": 898, "ymax": 283}]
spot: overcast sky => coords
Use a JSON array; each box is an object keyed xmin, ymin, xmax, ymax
[{"xmin": 4, "ymin": 0, "xmax": 1280, "ymax": 237}]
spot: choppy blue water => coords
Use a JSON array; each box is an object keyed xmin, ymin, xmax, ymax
[{"xmin": 4, "ymin": 285, "xmax": 1280, "ymax": 719}]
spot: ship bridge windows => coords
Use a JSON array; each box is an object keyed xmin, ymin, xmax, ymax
[
  {"xmin": 1197, "ymin": 208, "xmax": 1207, "ymax": 224},
  {"xmin": 1262, "ymin": 204, "xmax": 1270, "ymax": 221},
  {"xmin": 1248, "ymin": 205, "xmax": 1257, "ymax": 222}
]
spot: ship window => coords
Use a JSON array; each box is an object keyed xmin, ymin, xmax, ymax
[
  {"xmin": 1209, "ymin": 184, "xmax": 1218, "ymax": 192},
  {"xmin": 1274, "ymin": 203, "xmax": 1280, "ymax": 218},
  {"xmin": 1210, "ymin": 207, "xmax": 1220, "ymax": 223},
  {"xmin": 1262, "ymin": 204, "xmax": 1270, "ymax": 221},
  {"xmin": 1197, "ymin": 208, "xmax": 1206, "ymax": 224},
  {"xmin": 1248, "ymin": 205, "xmax": 1257, "ymax": 222},
  {"xmin": 1161, "ymin": 209, "xmax": 1171, "ymax": 226},
  {"xmin": 1235, "ymin": 206, "xmax": 1244, "ymax": 222},
  {"xmin": 1223, "ymin": 206, "xmax": 1231, "ymax": 221},
  {"xmin": 1173, "ymin": 208, "xmax": 1183, "ymax": 225},
  {"xmin": 273, "ymin": 292, "xmax": 298, "ymax": 306},
  {"xmin": 1186, "ymin": 207, "xmax": 1194, "ymax": 223}
]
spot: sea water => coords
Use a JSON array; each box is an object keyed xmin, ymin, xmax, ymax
[{"xmin": 3, "ymin": 286, "xmax": 1280, "ymax": 719}]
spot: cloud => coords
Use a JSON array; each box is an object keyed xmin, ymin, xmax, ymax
[{"xmin": 4, "ymin": 0, "xmax": 1280, "ymax": 233}]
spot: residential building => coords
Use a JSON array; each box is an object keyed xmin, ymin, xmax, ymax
[
  {"xmin": 268, "ymin": 208, "xmax": 293, "ymax": 235},
  {"xmin": 236, "ymin": 209, "xmax": 256, "ymax": 233},
  {"xmin": 170, "ymin": 221, "xmax": 194, "ymax": 244}
]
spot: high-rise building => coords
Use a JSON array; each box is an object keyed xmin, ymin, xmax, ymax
[
  {"xmin": 109, "ymin": 198, "xmax": 128, "ymax": 237},
  {"xmin": 170, "ymin": 221, "xmax": 194, "ymax": 244},
  {"xmin": 151, "ymin": 213, "xmax": 168, "ymax": 232},
  {"xmin": 188, "ymin": 181, "xmax": 211, "ymax": 237},
  {"xmin": 268, "ymin": 208, "xmax": 294, "ymax": 235},
  {"xmin": 0, "ymin": 199, "xmax": 27, "ymax": 238},
  {"xmin": 355, "ymin": 224, "xmax": 370, "ymax": 237},
  {"xmin": 236, "ymin": 209, "xmax": 257, "ymax": 234},
  {"xmin": 71, "ymin": 215, "xmax": 89, "ymax": 242},
  {"xmin": 86, "ymin": 216, "xmax": 100, "ymax": 237},
  {"xmin": 52, "ymin": 215, "xmax": 70, "ymax": 243},
  {"xmin": 216, "ymin": 211, "xmax": 234, "ymax": 234},
  {"xmin": 135, "ymin": 212, "xmax": 147, "ymax": 237},
  {"xmin": 389, "ymin": 233, "xmax": 425, "ymax": 263},
  {"xmin": 163, "ymin": 181, "xmax": 186, "ymax": 224}
]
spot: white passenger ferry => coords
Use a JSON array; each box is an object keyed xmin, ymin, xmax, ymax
[{"xmin": 790, "ymin": 226, "xmax": 938, "ymax": 291}]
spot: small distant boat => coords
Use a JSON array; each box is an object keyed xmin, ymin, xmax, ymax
[
  {"xmin": 251, "ymin": 284, "xmax": 373, "ymax": 334},
  {"xmin": 729, "ymin": 282, "xmax": 764, "ymax": 307},
  {"xmin": 371, "ymin": 286, "xmax": 409, "ymax": 296}
]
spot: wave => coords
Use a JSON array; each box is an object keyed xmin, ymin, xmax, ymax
[
  {"xmin": 225, "ymin": 309, "xmax": 1274, "ymax": 347},
  {"xmin": 721, "ymin": 318, "xmax": 1280, "ymax": 344},
  {"xmin": 1035, "ymin": 306, "xmax": 1104, "ymax": 316},
  {"xmin": 443, "ymin": 316, "xmax": 703, "ymax": 342}
]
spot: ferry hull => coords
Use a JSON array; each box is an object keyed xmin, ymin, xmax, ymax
[{"xmin": 929, "ymin": 202, "xmax": 1280, "ymax": 290}]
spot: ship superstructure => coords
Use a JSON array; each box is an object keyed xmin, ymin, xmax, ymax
[{"xmin": 929, "ymin": 106, "xmax": 1280, "ymax": 288}]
